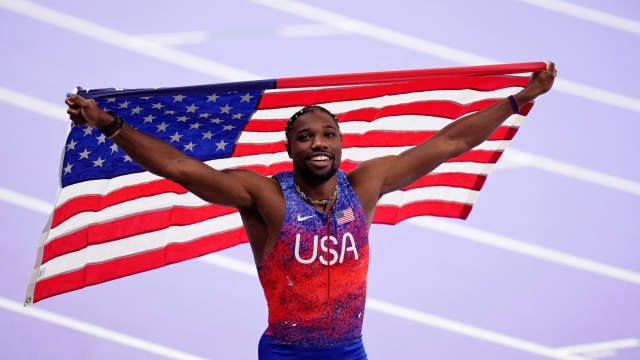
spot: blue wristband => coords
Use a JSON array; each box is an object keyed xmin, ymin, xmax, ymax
[{"xmin": 508, "ymin": 95, "xmax": 519, "ymax": 114}]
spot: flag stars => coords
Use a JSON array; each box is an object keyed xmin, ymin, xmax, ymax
[
  {"xmin": 156, "ymin": 122, "xmax": 169, "ymax": 132},
  {"xmin": 123, "ymin": 155, "xmax": 132, "ymax": 162},
  {"xmin": 222, "ymin": 124, "xmax": 235, "ymax": 131},
  {"xmin": 176, "ymin": 116, "xmax": 189, "ymax": 122},
  {"xmin": 110, "ymin": 143, "xmax": 119, "ymax": 153},
  {"xmin": 164, "ymin": 110, "xmax": 175, "ymax": 115},
  {"xmin": 152, "ymin": 102, "xmax": 165, "ymax": 109},
  {"xmin": 78, "ymin": 148, "xmax": 91, "ymax": 159},
  {"xmin": 140, "ymin": 96, "xmax": 152, "ymax": 100},
  {"xmin": 219, "ymin": 104, "xmax": 232, "ymax": 114},
  {"xmin": 118, "ymin": 100, "xmax": 130, "ymax": 108},
  {"xmin": 63, "ymin": 163, "xmax": 73, "ymax": 175},
  {"xmin": 169, "ymin": 132, "xmax": 183, "ymax": 143},
  {"xmin": 106, "ymin": 98, "xmax": 116, "ymax": 103},
  {"xmin": 240, "ymin": 93, "xmax": 254, "ymax": 102},
  {"xmin": 186, "ymin": 104, "xmax": 199, "ymax": 113},
  {"xmin": 130, "ymin": 106, "xmax": 143, "ymax": 115},
  {"xmin": 143, "ymin": 114, "xmax": 156, "ymax": 123},
  {"xmin": 201, "ymin": 131, "xmax": 214, "ymax": 140},
  {"xmin": 83, "ymin": 127, "xmax": 94, "ymax": 136},
  {"xmin": 215, "ymin": 139, "xmax": 228, "ymax": 151},
  {"xmin": 199, "ymin": 113, "xmax": 210, "ymax": 118},
  {"xmin": 66, "ymin": 139, "xmax": 78, "ymax": 151},
  {"xmin": 232, "ymin": 113, "xmax": 243, "ymax": 119},
  {"xmin": 189, "ymin": 122, "xmax": 202, "ymax": 130},
  {"xmin": 93, "ymin": 157, "xmax": 105, "ymax": 167},
  {"xmin": 210, "ymin": 118, "xmax": 222, "ymax": 124},
  {"xmin": 207, "ymin": 93, "xmax": 220, "ymax": 102},
  {"xmin": 173, "ymin": 94, "xmax": 186, "ymax": 102},
  {"xmin": 96, "ymin": 133, "xmax": 107, "ymax": 145},
  {"xmin": 183, "ymin": 142, "xmax": 196, "ymax": 151}
]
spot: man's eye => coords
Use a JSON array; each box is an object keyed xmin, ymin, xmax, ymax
[
  {"xmin": 298, "ymin": 134, "xmax": 310, "ymax": 140},
  {"xmin": 325, "ymin": 133, "xmax": 335, "ymax": 138}
]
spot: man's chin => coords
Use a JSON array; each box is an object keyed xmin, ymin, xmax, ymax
[{"xmin": 298, "ymin": 164, "xmax": 338, "ymax": 182}]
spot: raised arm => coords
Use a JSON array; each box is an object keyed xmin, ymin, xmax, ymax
[
  {"xmin": 65, "ymin": 94, "xmax": 265, "ymax": 208},
  {"xmin": 351, "ymin": 62, "xmax": 557, "ymax": 197}
]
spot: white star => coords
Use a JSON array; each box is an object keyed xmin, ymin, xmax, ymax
[
  {"xmin": 189, "ymin": 122, "xmax": 202, "ymax": 129},
  {"xmin": 210, "ymin": 118, "xmax": 223, "ymax": 124},
  {"xmin": 140, "ymin": 96, "xmax": 152, "ymax": 100},
  {"xmin": 207, "ymin": 94, "xmax": 220, "ymax": 102},
  {"xmin": 183, "ymin": 142, "xmax": 196, "ymax": 151},
  {"xmin": 169, "ymin": 132, "xmax": 183, "ymax": 143},
  {"xmin": 63, "ymin": 163, "xmax": 73, "ymax": 175},
  {"xmin": 215, "ymin": 139, "xmax": 228, "ymax": 151},
  {"xmin": 115, "ymin": 88, "xmax": 124, "ymax": 91},
  {"xmin": 106, "ymin": 98, "xmax": 116, "ymax": 103},
  {"xmin": 123, "ymin": 155, "xmax": 132, "ymax": 162},
  {"xmin": 143, "ymin": 114, "xmax": 156, "ymax": 123},
  {"xmin": 173, "ymin": 95, "xmax": 186, "ymax": 102},
  {"xmin": 201, "ymin": 131, "xmax": 214, "ymax": 140},
  {"xmin": 130, "ymin": 106, "xmax": 143, "ymax": 115},
  {"xmin": 176, "ymin": 116, "xmax": 189, "ymax": 122},
  {"xmin": 92, "ymin": 156, "xmax": 105, "ymax": 167},
  {"xmin": 186, "ymin": 104, "xmax": 199, "ymax": 113},
  {"xmin": 156, "ymin": 122, "xmax": 169, "ymax": 132},
  {"xmin": 96, "ymin": 133, "xmax": 107, "ymax": 145},
  {"xmin": 78, "ymin": 148, "xmax": 91, "ymax": 160},
  {"xmin": 110, "ymin": 143, "xmax": 119, "ymax": 153},
  {"xmin": 152, "ymin": 102, "xmax": 165, "ymax": 109},
  {"xmin": 219, "ymin": 104, "xmax": 232, "ymax": 114},
  {"xmin": 118, "ymin": 101, "xmax": 130, "ymax": 108},
  {"xmin": 164, "ymin": 110, "xmax": 175, "ymax": 115},
  {"xmin": 198, "ymin": 113, "xmax": 210, "ymax": 118},
  {"xmin": 83, "ymin": 127, "xmax": 93, "ymax": 136},
  {"xmin": 222, "ymin": 124, "xmax": 235, "ymax": 131},
  {"xmin": 240, "ymin": 93, "xmax": 254, "ymax": 102},
  {"xmin": 66, "ymin": 139, "xmax": 78, "ymax": 151},
  {"xmin": 232, "ymin": 113, "xmax": 243, "ymax": 119}
]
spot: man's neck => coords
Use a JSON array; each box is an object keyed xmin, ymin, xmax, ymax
[{"xmin": 293, "ymin": 172, "xmax": 338, "ymax": 205}]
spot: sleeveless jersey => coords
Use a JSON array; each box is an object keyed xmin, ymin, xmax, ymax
[{"xmin": 257, "ymin": 170, "xmax": 370, "ymax": 347}]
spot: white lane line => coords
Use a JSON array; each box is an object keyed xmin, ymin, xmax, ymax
[
  {"xmin": 0, "ymin": 296, "xmax": 206, "ymax": 360},
  {"xmin": 199, "ymin": 254, "xmax": 586, "ymax": 360},
  {"xmin": 557, "ymin": 338, "xmax": 640, "ymax": 355},
  {"xmin": 249, "ymin": 0, "xmax": 640, "ymax": 113},
  {"xmin": 408, "ymin": 216, "xmax": 640, "ymax": 285},
  {"xmin": 517, "ymin": 0, "xmax": 640, "ymax": 36},
  {"xmin": 132, "ymin": 31, "xmax": 209, "ymax": 46},
  {"xmin": 0, "ymin": 186, "xmax": 53, "ymax": 214},
  {"xmin": 0, "ymin": 0, "xmax": 256, "ymax": 81},
  {"xmin": 3, "ymin": 85, "xmax": 640, "ymax": 197},
  {"xmin": 0, "ymin": 86, "xmax": 67, "ymax": 122},
  {"xmin": 278, "ymin": 23, "xmax": 350, "ymax": 38}
]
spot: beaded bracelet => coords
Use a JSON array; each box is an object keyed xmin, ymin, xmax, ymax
[
  {"xmin": 99, "ymin": 111, "xmax": 124, "ymax": 139},
  {"xmin": 508, "ymin": 95, "xmax": 520, "ymax": 114}
]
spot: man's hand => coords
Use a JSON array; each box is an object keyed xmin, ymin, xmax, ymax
[
  {"xmin": 65, "ymin": 94, "xmax": 113, "ymax": 128},
  {"xmin": 516, "ymin": 61, "xmax": 557, "ymax": 104}
]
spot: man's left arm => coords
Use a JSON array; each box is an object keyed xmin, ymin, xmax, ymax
[{"xmin": 352, "ymin": 62, "xmax": 556, "ymax": 197}]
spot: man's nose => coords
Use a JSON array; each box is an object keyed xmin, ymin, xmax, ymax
[{"xmin": 311, "ymin": 135, "xmax": 328, "ymax": 150}]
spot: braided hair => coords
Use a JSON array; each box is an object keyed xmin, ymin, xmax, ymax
[{"xmin": 285, "ymin": 105, "xmax": 339, "ymax": 140}]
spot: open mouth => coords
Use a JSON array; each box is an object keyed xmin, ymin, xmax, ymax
[{"xmin": 307, "ymin": 154, "xmax": 332, "ymax": 167}]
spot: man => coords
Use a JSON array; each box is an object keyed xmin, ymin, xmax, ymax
[{"xmin": 65, "ymin": 63, "xmax": 556, "ymax": 359}]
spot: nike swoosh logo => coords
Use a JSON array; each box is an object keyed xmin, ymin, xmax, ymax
[{"xmin": 297, "ymin": 215, "xmax": 314, "ymax": 222}]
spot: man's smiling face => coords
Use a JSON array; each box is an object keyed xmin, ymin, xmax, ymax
[{"xmin": 286, "ymin": 109, "xmax": 342, "ymax": 183}]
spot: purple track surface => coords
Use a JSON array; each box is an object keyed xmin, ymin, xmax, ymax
[{"xmin": 1, "ymin": 1, "xmax": 639, "ymax": 359}]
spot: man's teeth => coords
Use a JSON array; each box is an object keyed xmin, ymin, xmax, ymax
[{"xmin": 310, "ymin": 155, "xmax": 330, "ymax": 161}]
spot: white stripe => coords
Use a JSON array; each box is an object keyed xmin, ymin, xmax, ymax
[
  {"xmin": 133, "ymin": 30, "xmax": 209, "ymax": 46},
  {"xmin": 378, "ymin": 186, "xmax": 479, "ymax": 206},
  {"xmin": 250, "ymin": 0, "xmax": 640, "ymax": 114},
  {"xmin": 278, "ymin": 22, "xmax": 350, "ymax": 38},
  {"xmin": 0, "ymin": 0, "xmax": 257, "ymax": 81},
  {"xmin": 39, "ymin": 213, "xmax": 243, "ymax": 280},
  {"xmin": 197, "ymin": 254, "xmax": 586, "ymax": 360},
  {"xmin": 0, "ymin": 86, "xmax": 68, "ymax": 122},
  {"xmin": 0, "ymin": 186, "xmax": 53, "ymax": 214},
  {"xmin": 517, "ymin": 0, "xmax": 640, "ymax": 36},
  {"xmin": 556, "ymin": 338, "xmax": 640, "ymax": 354},
  {"xmin": 253, "ymin": 87, "xmax": 523, "ymax": 119},
  {"xmin": 408, "ymin": 216, "xmax": 640, "ymax": 285},
  {"xmin": 0, "ymin": 296, "xmax": 206, "ymax": 360}
]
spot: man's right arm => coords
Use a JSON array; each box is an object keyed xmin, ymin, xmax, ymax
[{"xmin": 65, "ymin": 94, "xmax": 260, "ymax": 208}]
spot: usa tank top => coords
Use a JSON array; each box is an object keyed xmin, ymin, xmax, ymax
[{"xmin": 257, "ymin": 170, "xmax": 370, "ymax": 347}]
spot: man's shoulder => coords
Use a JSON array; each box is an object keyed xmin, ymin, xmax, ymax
[{"xmin": 220, "ymin": 168, "xmax": 282, "ymax": 194}]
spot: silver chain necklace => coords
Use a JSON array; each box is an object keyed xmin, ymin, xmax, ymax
[{"xmin": 294, "ymin": 182, "xmax": 337, "ymax": 206}]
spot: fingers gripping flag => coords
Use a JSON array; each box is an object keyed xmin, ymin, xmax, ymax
[{"xmin": 25, "ymin": 62, "xmax": 545, "ymax": 305}]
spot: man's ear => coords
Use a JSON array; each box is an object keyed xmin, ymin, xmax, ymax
[{"xmin": 285, "ymin": 142, "xmax": 292, "ymax": 159}]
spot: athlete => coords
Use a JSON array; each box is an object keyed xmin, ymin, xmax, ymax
[{"xmin": 65, "ymin": 63, "xmax": 556, "ymax": 359}]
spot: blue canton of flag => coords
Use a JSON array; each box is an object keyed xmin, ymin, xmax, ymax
[{"xmin": 61, "ymin": 82, "xmax": 270, "ymax": 187}]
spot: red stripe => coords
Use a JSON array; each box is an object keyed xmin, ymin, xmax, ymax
[
  {"xmin": 373, "ymin": 201, "xmax": 473, "ymax": 224},
  {"xmin": 43, "ymin": 204, "xmax": 237, "ymax": 264},
  {"xmin": 276, "ymin": 62, "xmax": 545, "ymax": 88},
  {"xmin": 33, "ymin": 228, "xmax": 248, "ymax": 303},
  {"xmin": 260, "ymin": 76, "xmax": 528, "ymax": 109}
]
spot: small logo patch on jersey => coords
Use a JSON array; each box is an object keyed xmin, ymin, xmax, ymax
[
  {"xmin": 297, "ymin": 214, "xmax": 314, "ymax": 222},
  {"xmin": 336, "ymin": 208, "xmax": 355, "ymax": 225}
]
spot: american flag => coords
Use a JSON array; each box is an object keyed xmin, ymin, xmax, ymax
[
  {"xmin": 25, "ymin": 62, "xmax": 545, "ymax": 305},
  {"xmin": 336, "ymin": 208, "xmax": 355, "ymax": 225}
]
